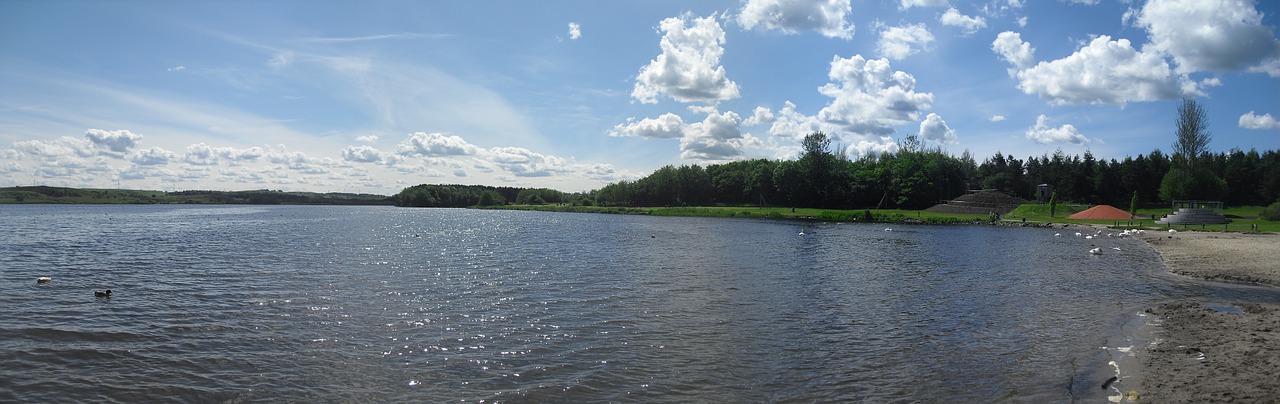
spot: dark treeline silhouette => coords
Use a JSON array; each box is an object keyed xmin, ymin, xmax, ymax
[
  {"xmin": 591, "ymin": 132, "xmax": 1280, "ymax": 210},
  {"xmin": 395, "ymin": 184, "xmax": 581, "ymax": 207}
]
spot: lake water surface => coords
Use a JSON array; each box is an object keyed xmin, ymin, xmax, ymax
[{"xmin": 2, "ymin": 205, "xmax": 1276, "ymax": 402}]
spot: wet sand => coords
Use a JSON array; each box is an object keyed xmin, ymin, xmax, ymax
[{"xmin": 1138, "ymin": 231, "xmax": 1280, "ymax": 403}]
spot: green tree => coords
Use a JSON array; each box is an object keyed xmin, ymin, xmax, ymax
[
  {"xmin": 1048, "ymin": 192, "xmax": 1057, "ymax": 217},
  {"xmin": 1172, "ymin": 98, "xmax": 1212, "ymax": 167},
  {"xmin": 1129, "ymin": 191, "xmax": 1138, "ymax": 219}
]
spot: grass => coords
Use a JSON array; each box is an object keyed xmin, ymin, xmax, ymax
[
  {"xmin": 483, "ymin": 204, "xmax": 991, "ymax": 224},
  {"xmin": 1004, "ymin": 203, "xmax": 1280, "ymax": 233},
  {"xmin": 486, "ymin": 203, "xmax": 1280, "ymax": 233}
]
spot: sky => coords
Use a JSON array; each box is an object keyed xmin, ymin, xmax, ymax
[{"xmin": 2, "ymin": 0, "xmax": 1279, "ymax": 195}]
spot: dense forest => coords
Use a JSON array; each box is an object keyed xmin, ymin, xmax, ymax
[
  {"xmin": 590, "ymin": 132, "xmax": 1280, "ymax": 210},
  {"xmin": 395, "ymin": 132, "xmax": 1278, "ymax": 211}
]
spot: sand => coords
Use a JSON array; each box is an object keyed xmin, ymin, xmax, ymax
[{"xmin": 1137, "ymin": 231, "xmax": 1280, "ymax": 403}]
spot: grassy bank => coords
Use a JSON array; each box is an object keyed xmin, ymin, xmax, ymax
[
  {"xmin": 1005, "ymin": 203, "xmax": 1280, "ymax": 232},
  {"xmin": 478, "ymin": 203, "xmax": 1279, "ymax": 232},
  {"xmin": 479, "ymin": 204, "xmax": 992, "ymax": 224}
]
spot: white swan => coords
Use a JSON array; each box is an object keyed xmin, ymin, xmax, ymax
[
  {"xmin": 884, "ymin": 228, "xmax": 893, "ymax": 232},
  {"xmin": 1089, "ymin": 247, "xmax": 1102, "ymax": 255},
  {"xmin": 1112, "ymin": 247, "xmax": 1122, "ymax": 251},
  {"xmin": 1054, "ymin": 233, "xmax": 1062, "ymax": 237}
]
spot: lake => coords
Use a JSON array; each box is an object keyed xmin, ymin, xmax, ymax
[{"xmin": 2, "ymin": 205, "xmax": 1276, "ymax": 402}]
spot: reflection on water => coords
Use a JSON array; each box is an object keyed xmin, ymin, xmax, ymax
[{"xmin": 1, "ymin": 205, "xmax": 1275, "ymax": 402}]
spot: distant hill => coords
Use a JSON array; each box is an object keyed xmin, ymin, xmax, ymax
[{"xmin": 0, "ymin": 186, "xmax": 394, "ymax": 205}]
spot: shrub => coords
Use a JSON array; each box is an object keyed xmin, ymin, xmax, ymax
[{"xmin": 1261, "ymin": 201, "xmax": 1280, "ymax": 221}]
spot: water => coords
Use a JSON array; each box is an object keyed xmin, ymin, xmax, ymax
[{"xmin": 2, "ymin": 205, "xmax": 1276, "ymax": 402}]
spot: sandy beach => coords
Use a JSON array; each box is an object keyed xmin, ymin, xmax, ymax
[{"xmin": 1138, "ymin": 231, "xmax": 1280, "ymax": 403}]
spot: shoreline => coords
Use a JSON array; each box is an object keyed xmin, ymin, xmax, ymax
[{"xmin": 1136, "ymin": 231, "xmax": 1280, "ymax": 402}]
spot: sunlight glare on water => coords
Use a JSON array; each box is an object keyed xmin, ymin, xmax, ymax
[{"xmin": 2, "ymin": 205, "xmax": 1275, "ymax": 402}]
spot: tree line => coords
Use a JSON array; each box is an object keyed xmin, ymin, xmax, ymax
[{"xmin": 590, "ymin": 132, "xmax": 1279, "ymax": 210}]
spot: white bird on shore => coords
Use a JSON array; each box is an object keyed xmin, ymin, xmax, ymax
[
  {"xmin": 1075, "ymin": 232, "xmax": 1082, "ymax": 237},
  {"xmin": 1168, "ymin": 229, "xmax": 1177, "ymax": 234},
  {"xmin": 1089, "ymin": 247, "xmax": 1102, "ymax": 255},
  {"xmin": 884, "ymin": 228, "xmax": 893, "ymax": 232},
  {"xmin": 1085, "ymin": 235, "xmax": 1093, "ymax": 240},
  {"xmin": 1054, "ymin": 233, "xmax": 1062, "ymax": 237},
  {"xmin": 1112, "ymin": 247, "xmax": 1122, "ymax": 251}
]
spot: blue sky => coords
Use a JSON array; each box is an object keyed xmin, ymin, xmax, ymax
[{"xmin": 2, "ymin": 0, "xmax": 1278, "ymax": 194}]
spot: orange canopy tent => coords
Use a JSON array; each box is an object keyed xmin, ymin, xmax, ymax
[{"xmin": 1067, "ymin": 204, "xmax": 1132, "ymax": 220}]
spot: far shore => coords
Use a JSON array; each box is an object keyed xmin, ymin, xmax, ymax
[{"xmin": 1136, "ymin": 231, "xmax": 1280, "ymax": 403}]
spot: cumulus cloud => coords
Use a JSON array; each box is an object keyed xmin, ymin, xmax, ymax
[
  {"xmin": 396, "ymin": 132, "xmax": 480, "ymax": 156},
  {"xmin": 12, "ymin": 137, "xmax": 95, "ymax": 158},
  {"xmin": 877, "ymin": 24, "xmax": 934, "ymax": 60},
  {"xmin": 993, "ymin": 33, "xmax": 1188, "ymax": 105},
  {"xmin": 341, "ymin": 145, "xmax": 384, "ymax": 163},
  {"xmin": 183, "ymin": 143, "xmax": 265, "ymax": 165},
  {"xmin": 918, "ymin": 113, "xmax": 957, "ymax": 144},
  {"xmin": 356, "ymin": 134, "xmax": 379, "ymax": 143},
  {"xmin": 609, "ymin": 113, "xmax": 685, "ymax": 138},
  {"xmin": 939, "ymin": 8, "xmax": 986, "ymax": 36},
  {"xmin": 487, "ymin": 146, "xmax": 572, "ymax": 177},
  {"xmin": 1239, "ymin": 111, "xmax": 1280, "ymax": 130},
  {"xmin": 1137, "ymin": 0, "xmax": 1280, "ymax": 76},
  {"xmin": 990, "ymin": 115, "xmax": 1007, "ymax": 122},
  {"xmin": 84, "ymin": 129, "xmax": 142, "ymax": 155},
  {"xmin": 743, "ymin": 106, "xmax": 777, "ymax": 126},
  {"xmin": 992, "ymin": 31, "xmax": 1035, "ymax": 73},
  {"xmin": 752, "ymin": 55, "xmax": 933, "ymax": 158},
  {"xmin": 127, "ymin": 146, "xmax": 176, "ymax": 166},
  {"xmin": 1025, "ymin": 115, "xmax": 1091, "ymax": 145},
  {"xmin": 816, "ymin": 54, "xmax": 934, "ymax": 135},
  {"xmin": 899, "ymin": 0, "xmax": 949, "ymax": 9},
  {"xmin": 568, "ymin": 22, "xmax": 581, "ymax": 40},
  {"xmin": 632, "ymin": 13, "xmax": 740, "ymax": 104},
  {"xmin": 737, "ymin": 0, "xmax": 854, "ymax": 39},
  {"xmin": 680, "ymin": 109, "xmax": 747, "ymax": 160}
]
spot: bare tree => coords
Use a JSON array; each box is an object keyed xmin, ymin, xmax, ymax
[{"xmin": 1173, "ymin": 98, "xmax": 1211, "ymax": 166}]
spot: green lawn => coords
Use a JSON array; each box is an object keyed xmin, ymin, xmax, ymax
[
  {"xmin": 1005, "ymin": 203, "xmax": 1280, "ymax": 232},
  {"xmin": 489, "ymin": 203, "xmax": 1280, "ymax": 232}
]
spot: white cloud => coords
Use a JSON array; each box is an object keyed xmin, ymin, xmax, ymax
[
  {"xmin": 990, "ymin": 115, "xmax": 1007, "ymax": 122},
  {"xmin": 568, "ymin": 22, "xmax": 581, "ymax": 40},
  {"xmin": 609, "ymin": 113, "xmax": 685, "ymax": 138},
  {"xmin": 127, "ymin": 146, "xmax": 176, "ymax": 166},
  {"xmin": 1137, "ymin": 0, "xmax": 1280, "ymax": 76},
  {"xmin": 994, "ymin": 33, "xmax": 1188, "ymax": 105},
  {"xmin": 1067, "ymin": 0, "xmax": 1100, "ymax": 5},
  {"xmin": 743, "ymin": 106, "xmax": 777, "ymax": 126},
  {"xmin": 680, "ymin": 109, "xmax": 746, "ymax": 160},
  {"xmin": 84, "ymin": 129, "xmax": 142, "ymax": 155},
  {"xmin": 992, "ymin": 31, "xmax": 1036, "ymax": 73},
  {"xmin": 900, "ymin": 0, "xmax": 949, "ymax": 10},
  {"xmin": 1025, "ymin": 115, "xmax": 1091, "ymax": 145},
  {"xmin": 341, "ymin": 145, "xmax": 384, "ymax": 163},
  {"xmin": 1016, "ymin": 16, "xmax": 1027, "ymax": 27},
  {"xmin": 918, "ymin": 113, "xmax": 957, "ymax": 144},
  {"xmin": 737, "ymin": 0, "xmax": 854, "ymax": 39},
  {"xmin": 167, "ymin": 65, "xmax": 187, "ymax": 72},
  {"xmin": 487, "ymin": 146, "xmax": 571, "ymax": 177},
  {"xmin": 12, "ymin": 137, "xmax": 95, "ymax": 158},
  {"xmin": 396, "ymin": 132, "xmax": 480, "ymax": 156},
  {"xmin": 877, "ymin": 24, "xmax": 934, "ymax": 60},
  {"xmin": 939, "ymin": 8, "xmax": 986, "ymax": 36},
  {"xmin": 183, "ymin": 143, "xmax": 265, "ymax": 165},
  {"xmin": 356, "ymin": 134, "xmax": 379, "ymax": 143},
  {"xmin": 816, "ymin": 54, "xmax": 934, "ymax": 136},
  {"xmin": 1239, "ymin": 111, "xmax": 1280, "ymax": 130},
  {"xmin": 756, "ymin": 55, "xmax": 932, "ymax": 159},
  {"xmin": 632, "ymin": 13, "xmax": 741, "ymax": 104}
]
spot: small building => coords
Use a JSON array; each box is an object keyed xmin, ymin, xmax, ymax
[{"xmin": 1035, "ymin": 184, "xmax": 1053, "ymax": 204}]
